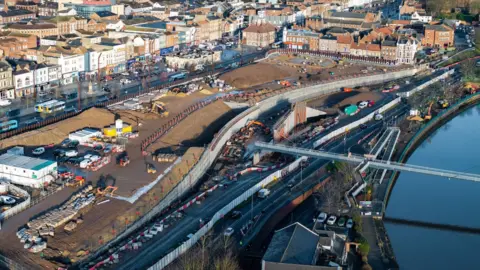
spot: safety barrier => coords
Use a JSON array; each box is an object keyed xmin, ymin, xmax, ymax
[
  {"xmin": 0, "ymin": 184, "xmax": 31, "ymax": 220},
  {"xmin": 382, "ymin": 92, "xmax": 480, "ymax": 215},
  {"xmin": 147, "ymin": 156, "xmax": 307, "ymax": 270},
  {"xmin": 82, "ymin": 63, "xmax": 421, "ymax": 268},
  {"xmin": 265, "ymin": 48, "xmax": 398, "ymax": 66}
]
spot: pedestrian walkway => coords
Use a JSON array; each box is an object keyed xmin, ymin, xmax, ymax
[{"xmin": 362, "ymin": 216, "xmax": 387, "ymax": 270}]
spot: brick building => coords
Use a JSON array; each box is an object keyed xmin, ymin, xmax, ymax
[
  {"xmin": 243, "ymin": 22, "xmax": 276, "ymax": 47},
  {"xmin": 0, "ymin": 61, "xmax": 14, "ymax": 100},
  {"xmin": 283, "ymin": 28, "xmax": 320, "ymax": 50},
  {"xmin": 0, "ymin": 6, "xmax": 36, "ymax": 24},
  {"xmin": 422, "ymin": 24, "xmax": 454, "ymax": 48},
  {"xmin": 381, "ymin": 39, "xmax": 397, "ymax": 61},
  {"xmin": 7, "ymin": 22, "xmax": 58, "ymax": 38}
]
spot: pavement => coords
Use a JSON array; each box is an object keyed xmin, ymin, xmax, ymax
[
  {"xmin": 112, "ymin": 96, "xmax": 410, "ymax": 270},
  {"xmin": 361, "ymin": 216, "xmax": 385, "ymax": 270}
]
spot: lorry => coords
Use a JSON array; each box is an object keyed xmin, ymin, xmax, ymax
[{"xmin": 258, "ymin": 188, "xmax": 270, "ymax": 198}]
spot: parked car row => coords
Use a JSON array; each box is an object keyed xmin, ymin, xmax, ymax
[{"xmin": 315, "ymin": 212, "xmax": 354, "ymax": 229}]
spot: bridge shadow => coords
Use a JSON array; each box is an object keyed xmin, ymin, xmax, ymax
[{"xmin": 384, "ymin": 216, "xmax": 480, "ymax": 235}]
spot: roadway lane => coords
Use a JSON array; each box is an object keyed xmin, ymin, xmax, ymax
[
  {"xmin": 117, "ymin": 101, "xmax": 409, "ymax": 270},
  {"xmin": 0, "ymin": 51, "xmax": 264, "ymax": 129}
]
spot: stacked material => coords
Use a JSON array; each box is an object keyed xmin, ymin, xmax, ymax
[
  {"xmin": 155, "ymin": 154, "xmax": 177, "ymax": 163},
  {"xmin": 17, "ymin": 185, "xmax": 95, "ymax": 251}
]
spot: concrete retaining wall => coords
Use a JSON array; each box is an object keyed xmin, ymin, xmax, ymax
[{"xmin": 397, "ymin": 69, "xmax": 454, "ymax": 98}]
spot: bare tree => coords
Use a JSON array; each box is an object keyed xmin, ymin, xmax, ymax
[
  {"xmin": 314, "ymin": 177, "xmax": 343, "ymax": 213},
  {"xmin": 461, "ymin": 59, "xmax": 476, "ymax": 81},
  {"xmin": 335, "ymin": 162, "xmax": 357, "ymax": 189}
]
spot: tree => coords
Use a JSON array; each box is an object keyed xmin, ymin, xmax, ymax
[
  {"xmin": 314, "ymin": 178, "xmax": 343, "ymax": 213},
  {"xmin": 361, "ymin": 263, "xmax": 373, "ymax": 270},
  {"xmin": 358, "ymin": 242, "xmax": 370, "ymax": 256},
  {"xmin": 425, "ymin": 0, "xmax": 444, "ymax": 17},
  {"xmin": 461, "ymin": 59, "xmax": 477, "ymax": 81}
]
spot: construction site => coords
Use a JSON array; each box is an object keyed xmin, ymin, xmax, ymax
[{"xmin": 0, "ymin": 54, "xmax": 419, "ymax": 269}]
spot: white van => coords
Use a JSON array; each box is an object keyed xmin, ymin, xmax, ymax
[{"xmin": 258, "ymin": 188, "xmax": 270, "ymax": 198}]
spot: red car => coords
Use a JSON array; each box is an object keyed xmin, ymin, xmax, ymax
[{"xmin": 368, "ymin": 100, "xmax": 375, "ymax": 107}]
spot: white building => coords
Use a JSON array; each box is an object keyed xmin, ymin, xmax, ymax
[
  {"xmin": 105, "ymin": 20, "xmax": 125, "ymax": 32},
  {"xmin": 58, "ymin": 53, "xmax": 85, "ymax": 84},
  {"xmin": 48, "ymin": 65, "xmax": 62, "ymax": 84},
  {"xmin": 411, "ymin": 11, "xmax": 432, "ymax": 23},
  {"xmin": 13, "ymin": 69, "xmax": 34, "ymax": 97},
  {"xmin": 0, "ymin": 153, "xmax": 58, "ymax": 188},
  {"xmin": 58, "ymin": 8, "xmax": 77, "ymax": 16},
  {"xmin": 347, "ymin": 0, "xmax": 373, "ymax": 7},
  {"xmin": 396, "ymin": 37, "xmax": 418, "ymax": 65}
]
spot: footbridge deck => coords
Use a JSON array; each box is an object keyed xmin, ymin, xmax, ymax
[{"xmin": 253, "ymin": 142, "xmax": 480, "ymax": 182}]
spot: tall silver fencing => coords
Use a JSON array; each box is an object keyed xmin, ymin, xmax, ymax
[
  {"xmin": 0, "ymin": 184, "xmax": 31, "ymax": 220},
  {"xmin": 86, "ymin": 67, "xmax": 420, "ymax": 267}
]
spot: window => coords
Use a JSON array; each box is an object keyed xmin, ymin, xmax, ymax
[{"xmin": 17, "ymin": 78, "xmax": 22, "ymax": 88}]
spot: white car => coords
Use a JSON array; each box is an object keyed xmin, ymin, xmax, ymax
[
  {"xmin": 224, "ymin": 227, "xmax": 234, "ymax": 237},
  {"xmin": 346, "ymin": 218, "xmax": 354, "ymax": 229},
  {"xmin": 90, "ymin": 155, "xmax": 100, "ymax": 162},
  {"xmin": 83, "ymin": 154, "xmax": 92, "ymax": 160},
  {"xmin": 0, "ymin": 99, "xmax": 11, "ymax": 106},
  {"xmin": 358, "ymin": 101, "xmax": 368, "ymax": 109},
  {"xmin": 121, "ymin": 72, "xmax": 129, "ymax": 76},
  {"xmin": 374, "ymin": 113, "xmax": 384, "ymax": 121},
  {"xmin": 316, "ymin": 212, "xmax": 328, "ymax": 223},
  {"xmin": 327, "ymin": 215, "xmax": 337, "ymax": 225},
  {"xmin": 65, "ymin": 149, "xmax": 78, "ymax": 157},
  {"xmin": 79, "ymin": 159, "xmax": 92, "ymax": 169},
  {"xmin": 0, "ymin": 195, "xmax": 16, "ymax": 205},
  {"xmin": 32, "ymin": 147, "xmax": 45, "ymax": 156}
]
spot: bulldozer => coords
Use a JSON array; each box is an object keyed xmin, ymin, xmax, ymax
[
  {"xmin": 147, "ymin": 163, "xmax": 157, "ymax": 174},
  {"xmin": 66, "ymin": 176, "xmax": 85, "ymax": 188},
  {"xmin": 150, "ymin": 101, "xmax": 169, "ymax": 117}
]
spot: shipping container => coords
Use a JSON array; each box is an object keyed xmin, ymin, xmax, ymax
[{"xmin": 344, "ymin": 105, "xmax": 359, "ymax": 116}]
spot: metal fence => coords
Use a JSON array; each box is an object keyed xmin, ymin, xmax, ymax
[
  {"xmin": 0, "ymin": 184, "xmax": 31, "ymax": 220},
  {"xmin": 85, "ymin": 67, "xmax": 420, "ymax": 268}
]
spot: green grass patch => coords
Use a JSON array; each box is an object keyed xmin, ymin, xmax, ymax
[{"xmin": 439, "ymin": 49, "xmax": 480, "ymax": 67}]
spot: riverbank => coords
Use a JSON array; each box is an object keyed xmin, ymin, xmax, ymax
[{"xmin": 382, "ymin": 92, "xmax": 480, "ymax": 214}]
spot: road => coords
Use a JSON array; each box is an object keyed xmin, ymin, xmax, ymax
[
  {"xmin": 114, "ymin": 98, "xmax": 409, "ymax": 270},
  {"xmin": 0, "ymin": 51, "xmax": 265, "ymax": 129}
]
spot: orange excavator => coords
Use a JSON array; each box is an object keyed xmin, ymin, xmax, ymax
[
  {"xmin": 66, "ymin": 176, "xmax": 85, "ymax": 188},
  {"xmin": 96, "ymin": 175, "xmax": 118, "ymax": 196},
  {"xmin": 244, "ymin": 120, "xmax": 271, "ymax": 135}
]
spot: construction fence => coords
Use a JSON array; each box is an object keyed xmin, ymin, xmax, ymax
[{"xmin": 0, "ymin": 184, "xmax": 30, "ymax": 220}]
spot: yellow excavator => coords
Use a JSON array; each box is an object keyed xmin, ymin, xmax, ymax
[
  {"xmin": 438, "ymin": 99, "xmax": 449, "ymax": 109},
  {"xmin": 408, "ymin": 102, "xmax": 433, "ymax": 122},
  {"xmin": 147, "ymin": 163, "xmax": 157, "ymax": 174},
  {"xmin": 150, "ymin": 101, "xmax": 169, "ymax": 117}
]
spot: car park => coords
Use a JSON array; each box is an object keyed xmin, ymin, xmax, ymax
[
  {"xmin": 68, "ymin": 140, "xmax": 79, "ymax": 148},
  {"xmin": 53, "ymin": 148, "xmax": 66, "ymax": 157},
  {"xmin": 61, "ymin": 139, "xmax": 71, "ymax": 147},
  {"xmin": 65, "ymin": 149, "xmax": 78, "ymax": 157},
  {"xmin": 32, "ymin": 147, "xmax": 45, "ymax": 156},
  {"xmin": 80, "ymin": 159, "xmax": 93, "ymax": 169},
  {"xmin": 224, "ymin": 227, "xmax": 234, "ymax": 237},
  {"xmin": 327, "ymin": 215, "xmax": 337, "ymax": 225}
]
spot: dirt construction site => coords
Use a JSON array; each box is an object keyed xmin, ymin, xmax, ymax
[
  {"xmin": 0, "ymin": 89, "xmax": 240, "ymax": 269},
  {"xmin": 0, "ymin": 55, "xmax": 400, "ymax": 269}
]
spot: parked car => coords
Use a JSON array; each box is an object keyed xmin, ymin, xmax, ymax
[
  {"xmin": 327, "ymin": 215, "xmax": 337, "ymax": 225},
  {"xmin": 68, "ymin": 140, "xmax": 79, "ymax": 148},
  {"xmin": 0, "ymin": 99, "xmax": 11, "ymax": 107},
  {"xmin": 287, "ymin": 180, "xmax": 295, "ymax": 188},
  {"xmin": 360, "ymin": 124, "xmax": 367, "ymax": 130},
  {"xmin": 90, "ymin": 155, "xmax": 100, "ymax": 162},
  {"xmin": 53, "ymin": 148, "xmax": 66, "ymax": 157},
  {"xmin": 93, "ymin": 145, "xmax": 103, "ymax": 151},
  {"xmin": 316, "ymin": 212, "xmax": 328, "ymax": 223},
  {"xmin": 65, "ymin": 149, "xmax": 78, "ymax": 157},
  {"xmin": 104, "ymin": 145, "xmax": 112, "ymax": 154},
  {"xmin": 61, "ymin": 138, "xmax": 71, "ymax": 147},
  {"xmin": 224, "ymin": 227, "xmax": 234, "ymax": 237},
  {"xmin": 32, "ymin": 147, "xmax": 45, "ymax": 156},
  {"xmin": 80, "ymin": 159, "xmax": 93, "ymax": 169},
  {"xmin": 337, "ymin": 216, "xmax": 346, "ymax": 227},
  {"xmin": 346, "ymin": 218, "xmax": 354, "ymax": 229},
  {"xmin": 358, "ymin": 101, "xmax": 368, "ymax": 109}
]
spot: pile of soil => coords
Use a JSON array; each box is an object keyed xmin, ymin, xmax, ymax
[
  {"xmin": 220, "ymin": 63, "xmax": 291, "ymax": 89},
  {"xmin": 149, "ymin": 100, "xmax": 235, "ymax": 151}
]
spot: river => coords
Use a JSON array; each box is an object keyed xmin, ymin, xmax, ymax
[{"xmin": 385, "ymin": 105, "xmax": 480, "ymax": 270}]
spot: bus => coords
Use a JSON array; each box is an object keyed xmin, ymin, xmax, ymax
[
  {"xmin": 45, "ymin": 101, "xmax": 66, "ymax": 114},
  {"xmin": 35, "ymin": 100, "xmax": 58, "ymax": 113},
  {"xmin": 0, "ymin": 120, "xmax": 18, "ymax": 132}
]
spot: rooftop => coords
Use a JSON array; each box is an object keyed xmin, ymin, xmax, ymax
[
  {"xmin": 243, "ymin": 22, "xmax": 276, "ymax": 33},
  {"xmin": 330, "ymin": 11, "xmax": 366, "ymax": 20},
  {"xmin": 425, "ymin": 24, "xmax": 452, "ymax": 32},
  {"xmin": 0, "ymin": 8, "xmax": 34, "ymax": 17},
  {"xmin": 0, "ymin": 153, "xmax": 56, "ymax": 171},
  {"xmin": 92, "ymin": 11, "xmax": 117, "ymax": 18},
  {"xmin": 263, "ymin": 222, "xmax": 319, "ymax": 265}
]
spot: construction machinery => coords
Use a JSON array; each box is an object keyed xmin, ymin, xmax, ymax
[
  {"xmin": 118, "ymin": 154, "xmax": 130, "ymax": 167},
  {"xmin": 243, "ymin": 120, "xmax": 270, "ymax": 135},
  {"xmin": 465, "ymin": 82, "xmax": 479, "ymax": 95},
  {"xmin": 147, "ymin": 163, "xmax": 157, "ymax": 174},
  {"xmin": 66, "ymin": 176, "xmax": 85, "ymax": 188},
  {"xmin": 408, "ymin": 102, "xmax": 433, "ymax": 122},
  {"xmin": 96, "ymin": 175, "xmax": 117, "ymax": 196},
  {"xmin": 438, "ymin": 99, "xmax": 449, "ymax": 109},
  {"xmin": 150, "ymin": 101, "xmax": 169, "ymax": 117}
]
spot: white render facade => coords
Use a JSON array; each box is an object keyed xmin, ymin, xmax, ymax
[
  {"xmin": 396, "ymin": 38, "xmax": 418, "ymax": 65},
  {"xmin": 13, "ymin": 69, "xmax": 34, "ymax": 97},
  {"xmin": 58, "ymin": 54, "xmax": 85, "ymax": 84}
]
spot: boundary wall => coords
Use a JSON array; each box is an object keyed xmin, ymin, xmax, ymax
[{"xmin": 84, "ymin": 67, "xmax": 420, "ymax": 267}]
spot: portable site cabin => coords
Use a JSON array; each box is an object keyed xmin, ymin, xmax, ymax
[{"xmin": 0, "ymin": 153, "xmax": 57, "ymax": 188}]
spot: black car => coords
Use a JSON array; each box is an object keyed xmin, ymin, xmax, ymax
[
  {"xmin": 68, "ymin": 140, "xmax": 80, "ymax": 148},
  {"xmin": 53, "ymin": 148, "xmax": 66, "ymax": 157},
  {"xmin": 61, "ymin": 138, "xmax": 71, "ymax": 147},
  {"xmin": 230, "ymin": 211, "xmax": 242, "ymax": 219},
  {"xmin": 58, "ymin": 156, "xmax": 70, "ymax": 163},
  {"xmin": 360, "ymin": 124, "xmax": 367, "ymax": 130}
]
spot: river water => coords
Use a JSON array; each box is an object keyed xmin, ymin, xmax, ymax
[{"xmin": 386, "ymin": 105, "xmax": 480, "ymax": 270}]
